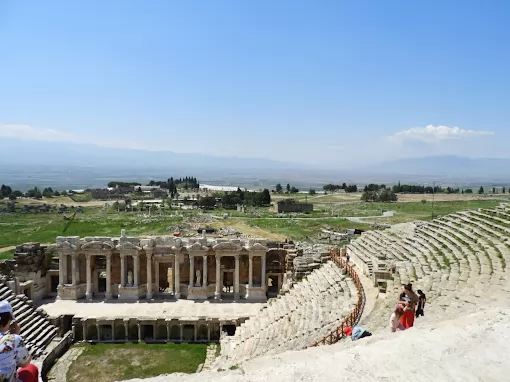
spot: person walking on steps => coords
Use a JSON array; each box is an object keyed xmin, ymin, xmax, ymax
[
  {"xmin": 343, "ymin": 326, "xmax": 372, "ymax": 341},
  {"xmin": 415, "ymin": 290, "xmax": 426, "ymax": 318}
]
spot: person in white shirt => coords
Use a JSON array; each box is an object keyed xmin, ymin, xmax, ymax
[
  {"xmin": 0, "ymin": 300, "xmax": 38, "ymax": 382},
  {"xmin": 390, "ymin": 306, "xmax": 405, "ymax": 332}
]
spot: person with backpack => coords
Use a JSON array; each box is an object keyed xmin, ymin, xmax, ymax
[{"xmin": 415, "ymin": 290, "xmax": 426, "ymax": 317}]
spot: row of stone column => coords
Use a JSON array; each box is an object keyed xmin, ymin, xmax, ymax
[
  {"xmin": 81, "ymin": 320, "xmax": 220, "ymax": 342},
  {"xmin": 60, "ymin": 252, "xmax": 266, "ymax": 300}
]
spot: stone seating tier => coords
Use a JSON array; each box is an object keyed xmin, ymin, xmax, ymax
[
  {"xmin": 351, "ymin": 205, "xmax": 510, "ymax": 334},
  {"xmin": 214, "ymin": 261, "xmax": 357, "ymax": 368},
  {"xmin": 0, "ymin": 283, "xmax": 59, "ymax": 359}
]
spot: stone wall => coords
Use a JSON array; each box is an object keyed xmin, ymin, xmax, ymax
[{"xmin": 11, "ymin": 243, "xmax": 53, "ymax": 301}]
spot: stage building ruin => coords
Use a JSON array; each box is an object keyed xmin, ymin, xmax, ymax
[{"xmin": 56, "ymin": 231, "xmax": 290, "ymax": 302}]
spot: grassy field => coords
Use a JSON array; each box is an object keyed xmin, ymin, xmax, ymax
[
  {"xmin": 245, "ymin": 218, "xmax": 372, "ymax": 240},
  {"xmin": 67, "ymin": 342, "xmax": 207, "ymax": 382},
  {"xmin": 1, "ymin": 197, "xmax": 508, "ymax": 251},
  {"xmin": 0, "ymin": 208, "xmax": 184, "ymax": 248}
]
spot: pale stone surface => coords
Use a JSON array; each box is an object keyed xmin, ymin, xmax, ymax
[
  {"xmin": 39, "ymin": 299, "xmax": 266, "ymax": 320},
  {"xmin": 122, "ymin": 307, "xmax": 510, "ymax": 382}
]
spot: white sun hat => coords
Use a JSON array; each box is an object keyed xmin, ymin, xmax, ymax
[{"xmin": 0, "ymin": 300, "xmax": 15, "ymax": 320}]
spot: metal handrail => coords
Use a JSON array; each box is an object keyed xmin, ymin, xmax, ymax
[{"xmin": 311, "ymin": 248, "xmax": 366, "ymax": 346}]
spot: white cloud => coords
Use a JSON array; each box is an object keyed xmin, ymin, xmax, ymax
[
  {"xmin": 0, "ymin": 124, "xmax": 73, "ymax": 142},
  {"xmin": 0, "ymin": 124, "xmax": 168, "ymax": 151},
  {"xmin": 390, "ymin": 125, "xmax": 494, "ymax": 143}
]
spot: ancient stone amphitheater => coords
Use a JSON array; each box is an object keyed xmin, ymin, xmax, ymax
[{"xmin": 131, "ymin": 204, "xmax": 510, "ymax": 382}]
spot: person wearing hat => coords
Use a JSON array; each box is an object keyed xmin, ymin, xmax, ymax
[
  {"xmin": 0, "ymin": 300, "xmax": 38, "ymax": 382},
  {"xmin": 343, "ymin": 325, "xmax": 372, "ymax": 341}
]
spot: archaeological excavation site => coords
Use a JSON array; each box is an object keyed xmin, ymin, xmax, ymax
[{"xmin": 2, "ymin": 204, "xmax": 510, "ymax": 381}]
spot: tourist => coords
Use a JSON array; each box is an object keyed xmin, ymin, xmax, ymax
[
  {"xmin": 343, "ymin": 326, "xmax": 372, "ymax": 341},
  {"xmin": 346, "ymin": 253, "xmax": 350, "ymax": 264},
  {"xmin": 389, "ymin": 307, "xmax": 405, "ymax": 332},
  {"xmin": 400, "ymin": 284, "xmax": 419, "ymax": 329},
  {"xmin": 0, "ymin": 300, "xmax": 39, "ymax": 382},
  {"xmin": 415, "ymin": 290, "xmax": 426, "ymax": 318}
]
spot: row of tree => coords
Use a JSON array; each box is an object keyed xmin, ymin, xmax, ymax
[
  {"xmin": 1, "ymin": 185, "xmax": 67, "ymax": 200},
  {"xmin": 198, "ymin": 188, "xmax": 271, "ymax": 209},
  {"xmin": 322, "ymin": 183, "xmax": 357, "ymax": 192},
  {"xmin": 361, "ymin": 188, "xmax": 398, "ymax": 202},
  {"xmin": 275, "ymin": 183, "xmax": 299, "ymax": 194}
]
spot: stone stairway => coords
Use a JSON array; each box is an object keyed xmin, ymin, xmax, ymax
[
  {"xmin": 214, "ymin": 260, "xmax": 357, "ymax": 369},
  {"xmin": 0, "ymin": 283, "xmax": 59, "ymax": 360}
]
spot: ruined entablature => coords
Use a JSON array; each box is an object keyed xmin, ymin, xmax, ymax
[
  {"xmin": 80, "ymin": 241, "xmax": 114, "ymax": 253},
  {"xmin": 56, "ymin": 240, "xmax": 78, "ymax": 255},
  {"xmin": 186, "ymin": 242, "xmax": 209, "ymax": 255},
  {"xmin": 247, "ymin": 242, "xmax": 269, "ymax": 256},
  {"xmin": 212, "ymin": 241, "xmax": 243, "ymax": 255},
  {"xmin": 116, "ymin": 241, "xmax": 142, "ymax": 255}
]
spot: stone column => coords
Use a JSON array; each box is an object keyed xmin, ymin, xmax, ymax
[
  {"xmin": 124, "ymin": 320, "xmax": 129, "ymax": 341},
  {"xmin": 133, "ymin": 255, "xmax": 139, "ymax": 287},
  {"xmin": 82, "ymin": 320, "xmax": 87, "ymax": 341},
  {"xmin": 215, "ymin": 256, "xmax": 221, "ymax": 299},
  {"xmin": 234, "ymin": 255, "xmax": 240, "ymax": 300},
  {"xmin": 248, "ymin": 256, "xmax": 253, "ymax": 288},
  {"xmin": 120, "ymin": 255, "xmax": 126, "ymax": 287},
  {"xmin": 138, "ymin": 323, "xmax": 142, "ymax": 342},
  {"xmin": 85, "ymin": 254, "xmax": 92, "ymax": 300},
  {"xmin": 112, "ymin": 321, "xmax": 115, "ymax": 341},
  {"xmin": 189, "ymin": 255, "xmax": 194, "ymax": 287},
  {"xmin": 58, "ymin": 254, "xmax": 65, "ymax": 285},
  {"xmin": 261, "ymin": 255, "xmax": 266, "ymax": 288},
  {"xmin": 207, "ymin": 325, "xmax": 211, "ymax": 342},
  {"xmin": 146, "ymin": 254, "xmax": 153, "ymax": 299},
  {"xmin": 202, "ymin": 255, "xmax": 208, "ymax": 287},
  {"xmin": 154, "ymin": 260, "xmax": 160, "ymax": 293},
  {"xmin": 71, "ymin": 255, "xmax": 77, "ymax": 286},
  {"xmin": 166, "ymin": 321, "xmax": 170, "ymax": 342},
  {"xmin": 194, "ymin": 324, "xmax": 197, "ymax": 342},
  {"xmin": 62, "ymin": 254, "xmax": 68, "ymax": 284},
  {"xmin": 174, "ymin": 254, "xmax": 180, "ymax": 298},
  {"xmin": 180, "ymin": 324, "xmax": 183, "ymax": 342},
  {"xmin": 96, "ymin": 323, "xmax": 100, "ymax": 341},
  {"xmin": 106, "ymin": 254, "xmax": 112, "ymax": 300}
]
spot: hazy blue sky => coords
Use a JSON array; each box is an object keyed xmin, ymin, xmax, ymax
[{"xmin": 0, "ymin": 0, "xmax": 509, "ymax": 165}]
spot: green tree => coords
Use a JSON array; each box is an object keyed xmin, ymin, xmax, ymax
[
  {"xmin": 199, "ymin": 196, "xmax": 216, "ymax": 209},
  {"xmin": 8, "ymin": 194, "xmax": 16, "ymax": 200},
  {"xmin": 290, "ymin": 186, "xmax": 299, "ymax": 193},
  {"xmin": 478, "ymin": 186, "xmax": 484, "ymax": 194},
  {"xmin": 464, "ymin": 188, "xmax": 473, "ymax": 194},
  {"xmin": 492, "ymin": 187, "xmax": 496, "ymax": 194},
  {"xmin": 309, "ymin": 188, "xmax": 316, "ymax": 195},
  {"xmin": 275, "ymin": 183, "xmax": 282, "ymax": 193},
  {"xmin": 361, "ymin": 190, "xmax": 377, "ymax": 202},
  {"xmin": 286, "ymin": 183, "xmax": 291, "ymax": 193},
  {"xmin": 262, "ymin": 189, "xmax": 271, "ymax": 205},
  {"xmin": 503, "ymin": 187, "xmax": 506, "ymax": 194}
]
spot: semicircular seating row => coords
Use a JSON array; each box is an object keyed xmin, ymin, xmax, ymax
[
  {"xmin": 347, "ymin": 205, "xmax": 510, "ymax": 331},
  {"xmin": 213, "ymin": 260, "xmax": 358, "ymax": 369}
]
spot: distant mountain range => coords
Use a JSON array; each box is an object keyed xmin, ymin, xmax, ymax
[{"xmin": 1, "ymin": 138, "xmax": 509, "ymax": 188}]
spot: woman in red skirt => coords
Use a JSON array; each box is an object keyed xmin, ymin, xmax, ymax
[{"xmin": 399, "ymin": 284, "xmax": 419, "ymax": 328}]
